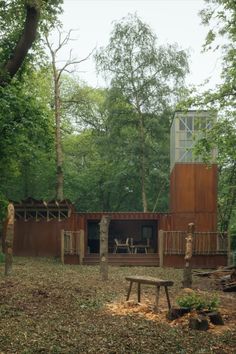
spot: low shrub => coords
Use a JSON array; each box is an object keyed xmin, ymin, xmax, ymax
[{"xmin": 176, "ymin": 291, "xmax": 219, "ymax": 312}]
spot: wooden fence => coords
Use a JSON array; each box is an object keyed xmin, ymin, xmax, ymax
[
  {"xmin": 60, "ymin": 230, "xmax": 85, "ymax": 264},
  {"xmin": 159, "ymin": 230, "xmax": 228, "ymax": 256}
]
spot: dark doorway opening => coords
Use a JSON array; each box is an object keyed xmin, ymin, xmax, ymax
[
  {"xmin": 87, "ymin": 221, "xmax": 100, "ymax": 253},
  {"xmin": 87, "ymin": 219, "xmax": 158, "ymax": 254}
]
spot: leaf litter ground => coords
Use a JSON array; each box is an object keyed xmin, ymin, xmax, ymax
[{"xmin": 0, "ymin": 257, "xmax": 235, "ymax": 353}]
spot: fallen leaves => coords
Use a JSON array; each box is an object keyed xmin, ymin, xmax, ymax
[{"xmin": 0, "ymin": 257, "xmax": 235, "ymax": 353}]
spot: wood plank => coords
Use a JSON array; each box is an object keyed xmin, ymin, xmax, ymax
[{"xmin": 125, "ymin": 276, "xmax": 173, "ymax": 287}]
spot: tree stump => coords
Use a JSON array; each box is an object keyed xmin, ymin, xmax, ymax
[
  {"xmin": 208, "ymin": 311, "xmax": 224, "ymax": 325},
  {"xmin": 189, "ymin": 315, "xmax": 209, "ymax": 331},
  {"xmin": 166, "ymin": 307, "xmax": 190, "ymax": 320}
]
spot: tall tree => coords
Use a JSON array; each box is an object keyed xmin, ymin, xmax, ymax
[
  {"xmin": 0, "ymin": 68, "xmax": 55, "ymax": 201},
  {"xmin": 63, "ymin": 81, "xmax": 171, "ymax": 212},
  {"xmin": 190, "ymin": 0, "xmax": 236, "ymax": 233},
  {"xmin": 199, "ymin": 0, "xmax": 236, "ymax": 108},
  {"xmin": 0, "ymin": 0, "xmax": 62, "ymax": 86},
  {"xmin": 0, "ymin": 0, "xmax": 62, "ymax": 218},
  {"xmin": 194, "ymin": 117, "xmax": 236, "ymax": 233},
  {"xmin": 45, "ymin": 29, "xmax": 91, "ymax": 200},
  {"xmin": 95, "ymin": 14, "xmax": 189, "ymax": 211}
]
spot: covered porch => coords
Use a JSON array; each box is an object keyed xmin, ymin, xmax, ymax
[
  {"xmin": 87, "ymin": 218, "xmax": 158, "ymax": 255},
  {"xmin": 64, "ymin": 212, "xmax": 168, "ymax": 266},
  {"xmin": 80, "ymin": 211, "xmax": 168, "ymax": 254}
]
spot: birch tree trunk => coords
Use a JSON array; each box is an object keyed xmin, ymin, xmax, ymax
[
  {"xmin": 138, "ymin": 112, "xmax": 148, "ymax": 212},
  {"xmin": 46, "ymin": 38, "xmax": 64, "ymax": 201},
  {"xmin": 53, "ymin": 61, "xmax": 64, "ymax": 201}
]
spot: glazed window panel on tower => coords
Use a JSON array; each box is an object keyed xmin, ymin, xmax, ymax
[{"xmin": 170, "ymin": 111, "xmax": 217, "ymax": 171}]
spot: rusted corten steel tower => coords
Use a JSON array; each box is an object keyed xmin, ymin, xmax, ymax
[{"xmin": 169, "ymin": 110, "xmax": 218, "ymax": 231}]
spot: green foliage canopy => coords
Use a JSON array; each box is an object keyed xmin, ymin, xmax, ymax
[
  {"xmin": 95, "ymin": 14, "xmax": 189, "ymax": 211},
  {"xmin": 0, "ymin": 68, "xmax": 55, "ymax": 201},
  {"xmin": 189, "ymin": 0, "xmax": 236, "ymax": 232},
  {"xmin": 0, "ymin": 0, "xmax": 63, "ymax": 85}
]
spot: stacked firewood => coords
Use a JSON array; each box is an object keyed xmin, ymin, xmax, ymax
[{"xmin": 194, "ymin": 266, "xmax": 236, "ymax": 292}]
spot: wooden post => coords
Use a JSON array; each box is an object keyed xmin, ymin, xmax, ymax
[
  {"xmin": 227, "ymin": 232, "xmax": 231, "ymax": 266},
  {"xmin": 69, "ymin": 231, "xmax": 73, "ymax": 254},
  {"xmin": 158, "ymin": 230, "xmax": 164, "ymax": 267},
  {"xmin": 99, "ymin": 215, "xmax": 110, "ymax": 281},
  {"xmin": 79, "ymin": 230, "xmax": 85, "ymax": 265},
  {"xmin": 216, "ymin": 231, "xmax": 220, "ymax": 253},
  {"xmin": 61, "ymin": 229, "xmax": 64, "ymax": 264},
  {"xmin": 4, "ymin": 203, "xmax": 15, "ymax": 276},
  {"xmin": 182, "ymin": 223, "xmax": 194, "ymax": 288}
]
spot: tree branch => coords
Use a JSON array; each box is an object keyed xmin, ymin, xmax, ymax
[
  {"xmin": 0, "ymin": 3, "xmax": 41, "ymax": 86},
  {"xmin": 57, "ymin": 49, "xmax": 94, "ymax": 81}
]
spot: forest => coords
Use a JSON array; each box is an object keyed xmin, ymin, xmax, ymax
[{"xmin": 0, "ymin": 0, "xmax": 235, "ymax": 235}]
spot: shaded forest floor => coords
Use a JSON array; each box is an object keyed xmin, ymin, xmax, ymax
[{"xmin": 0, "ymin": 258, "xmax": 235, "ymax": 354}]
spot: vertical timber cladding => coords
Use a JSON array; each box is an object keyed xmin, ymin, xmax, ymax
[
  {"xmin": 170, "ymin": 163, "xmax": 218, "ymax": 231},
  {"xmin": 14, "ymin": 215, "xmax": 78, "ymax": 257},
  {"xmin": 13, "ymin": 199, "xmax": 77, "ymax": 257}
]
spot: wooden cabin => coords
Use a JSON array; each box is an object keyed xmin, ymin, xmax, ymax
[{"xmin": 11, "ymin": 111, "xmax": 228, "ymax": 268}]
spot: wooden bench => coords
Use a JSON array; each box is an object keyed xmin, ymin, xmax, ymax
[{"xmin": 125, "ymin": 276, "xmax": 174, "ymax": 310}]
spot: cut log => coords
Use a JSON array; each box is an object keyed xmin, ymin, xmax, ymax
[
  {"xmin": 194, "ymin": 266, "xmax": 236, "ymax": 293},
  {"xmin": 189, "ymin": 315, "xmax": 209, "ymax": 331},
  {"xmin": 166, "ymin": 307, "xmax": 190, "ymax": 320},
  {"xmin": 194, "ymin": 269, "xmax": 234, "ymax": 278},
  {"xmin": 193, "ymin": 271, "xmax": 212, "ymax": 277},
  {"xmin": 230, "ymin": 269, "xmax": 236, "ymax": 282},
  {"xmin": 223, "ymin": 281, "xmax": 236, "ymax": 292},
  {"xmin": 208, "ymin": 312, "xmax": 224, "ymax": 325}
]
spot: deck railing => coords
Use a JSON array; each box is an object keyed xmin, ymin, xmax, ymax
[
  {"xmin": 61, "ymin": 230, "xmax": 85, "ymax": 264},
  {"xmin": 161, "ymin": 231, "xmax": 228, "ymax": 255}
]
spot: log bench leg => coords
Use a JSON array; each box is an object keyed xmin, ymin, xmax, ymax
[
  {"xmin": 137, "ymin": 282, "xmax": 141, "ymax": 302},
  {"xmin": 164, "ymin": 286, "xmax": 171, "ymax": 309},
  {"xmin": 155, "ymin": 286, "xmax": 160, "ymax": 309},
  {"xmin": 126, "ymin": 281, "xmax": 133, "ymax": 301}
]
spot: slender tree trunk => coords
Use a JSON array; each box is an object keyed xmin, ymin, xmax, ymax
[
  {"xmin": 45, "ymin": 29, "xmax": 91, "ymax": 201},
  {"xmin": 182, "ymin": 223, "xmax": 194, "ymax": 288},
  {"xmin": 23, "ymin": 160, "xmax": 29, "ymax": 198},
  {"xmin": 52, "ymin": 56, "xmax": 64, "ymax": 201},
  {"xmin": 4, "ymin": 203, "xmax": 15, "ymax": 276},
  {"xmin": 99, "ymin": 215, "xmax": 110, "ymax": 281},
  {"xmin": 138, "ymin": 112, "xmax": 148, "ymax": 212}
]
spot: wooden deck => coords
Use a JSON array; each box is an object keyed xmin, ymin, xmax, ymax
[
  {"xmin": 83, "ymin": 253, "xmax": 160, "ymax": 266},
  {"xmin": 63, "ymin": 253, "xmax": 227, "ymax": 268}
]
